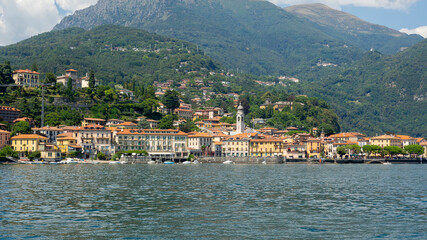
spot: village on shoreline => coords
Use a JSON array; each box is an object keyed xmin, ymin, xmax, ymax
[{"xmin": 0, "ymin": 68, "xmax": 426, "ymax": 164}]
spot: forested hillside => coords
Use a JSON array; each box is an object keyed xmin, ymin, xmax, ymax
[
  {"xmin": 53, "ymin": 0, "xmax": 363, "ymax": 76},
  {"xmin": 0, "ymin": 25, "xmax": 218, "ymax": 84}
]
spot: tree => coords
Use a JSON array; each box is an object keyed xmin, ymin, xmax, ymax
[
  {"xmin": 28, "ymin": 151, "xmax": 41, "ymax": 161},
  {"xmin": 383, "ymin": 146, "xmax": 403, "ymax": 157},
  {"xmin": 31, "ymin": 62, "xmax": 38, "ymax": 72},
  {"xmin": 0, "ymin": 146, "xmax": 18, "ymax": 158},
  {"xmin": 11, "ymin": 121, "xmax": 31, "ymax": 136},
  {"xmin": 346, "ymin": 144, "xmax": 361, "ymax": 157},
  {"xmin": 179, "ymin": 121, "xmax": 199, "ymax": 133},
  {"xmin": 162, "ymin": 90, "xmax": 180, "ymax": 112},
  {"xmin": 45, "ymin": 72, "xmax": 57, "ymax": 84},
  {"xmin": 45, "ymin": 112, "xmax": 61, "ymax": 126},
  {"xmin": 89, "ymin": 70, "xmax": 96, "ymax": 89},
  {"xmin": 138, "ymin": 119, "xmax": 151, "ymax": 129},
  {"xmin": 0, "ymin": 61, "xmax": 13, "ymax": 93},
  {"xmin": 362, "ymin": 145, "xmax": 373, "ymax": 158},
  {"xmin": 404, "ymin": 144, "xmax": 424, "ymax": 157},
  {"xmin": 65, "ymin": 77, "xmax": 74, "ymax": 101},
  {"xmin": 158, "ymin": 114, "xmax": 176, "ymax": 129},
  {"xmin": 336, "ymin": 146, "xmax": 346, "ymax": 159},
  {"xmin": 97, "ymin": 152, "xmax": 106, "ymax": 160}
]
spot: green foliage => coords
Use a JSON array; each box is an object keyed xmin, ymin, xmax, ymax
[
  {"xmin": 162, "ymin": 90, "xmax": 180, "ymax": 112},
  {"xmin": 383, "ymin": 146, "xmax": 404, "ymax": 156},
  {"xmin": 0, "ymin": 146, "xmax": 18, "ymax": 158},
  {"xmin": 28, "ymin": 151, "xmax": 41, "ymax": 160},
  {"xmin": 137, "ymin": 119, "xmax": 151, "ymax": 129},
  {"xmin": 45, "ymin": 112, "xmax": 61, "ymax": 126},
  {"xmin": 89, "ymin": 70, "xmax": 95, "ymax": 89},
  {"xmin": 97, "ymin": 152, "xmax": 106, "ymax": 160},
  {"xmin": 336, "ymin": 146, "xmax": 346, "ymax": 158},
  {"xmin": 404, "ymin": 144, "xmax": 424, "ymax": 156},
  {"xmin": 45, "ymin": 72, "xmax": 57, "ymax": 84},
  {"xmin": 11, "ymin": 121, "xmax": 31, "ymax": 136},
  {"xmin": 158, "ymin": 114, "xmax": 177, "ymax": 129},
  {"xmin": 179, "ymin": 121, "xmax": 199, "ymax": 133}
]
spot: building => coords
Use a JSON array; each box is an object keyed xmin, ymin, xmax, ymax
[
  {"xmin": 188, "ymin": 133, "xmax": 213, "ymax": 157},
  {"xmin": 56, "ymin": 133, "xmax": 79, "ymax": 154},
  {"xmin": 13, "ymin": 117, "xmax": 35, "ymax": 127},
  {"xmin": 222, "ymin": 133, "xmax": 258, "ymax": 157},
  {"xmin": 116, "ymin": 129, "xmax": 188, "ymax": 159},
  {"xmin": 63, "ymin": 125, "xmax": 114, "ymax": 158},
  {"xmin": 11, "ymin": 134, "xmax": 48, "ymax": 157},
  {"xmin": 236, "ymin": 103, "xmax": 245, "ymax": 134},
  {"xmin": 82, "ymin": 118, "xmax": 106, "ymax": 127},
  {"xmin": 306, "ymin": 138, "xmax": 322, "ymax": 158},
  {"xmin": 329, "ymin": 132, "xmax": 366, "ymax": 143},
  {"xmin": 57, "ymin": 69, "xmax": 81, "ymax": 89},
  {"xmin": 370, "ymin": 135, "xmax": 402, "ymax": 148},
  {"xmin": 0, "ymin": 106, "xmax": 21, "ymax": 124},
  {"xmin": 106, "ymin": 119, "xmax": 124, "ymax": 127},
  {"xmin": 249, "ymin": 137, "xmax": 284, "ymax": 157},
  {"xmin": 12, "ymin": 69, "xmax": 40, "ymax": 87},
  {"xmin": 174, "ymin": 108, "xmax": 193, "ymax": 120},
  {"xmin": 39, "ymin": 143, "xmax": 62, "ymax": 161},
  {"xmin": 396, "ymin": 135, "xmax": 417, "ymax": 148},
  {"xmin": 0, "ymin": 129, "xmax": 11, "ymax": 149},
  {"xmin": 116, "ymin": 122, "xmax": 138, "ymax": 129},
  {"xmin": 420, "ymin": 141, "xmax": 427, "ymax": 159},
  {"xmin": 283, "ymin": 143, "xmax": 306, "ymax": 159},
  {"xmin": 32, "ymin": 126, "xmax": 64, "ymax": 143}
]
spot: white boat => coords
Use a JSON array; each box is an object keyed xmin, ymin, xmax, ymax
[
  {"xmin": 147, "ymin": 160, "xmax": 156, "ymax": 164},
  {"xmin": 182, "ymin": 161, "xmax": 192, "ymax": 164},
  {"xmin": 223, "ymin": 160, "xmax": 233, "ymax": 164},
  {"xmin": 382, "ymin": 162, "xmax": 392, "ymax": 165},
  {"xmin": 262, "ymin": 160, "xmax": 267, "ymax": 164},
  {"xmin": 109, "ymin": 161, "xmax": 120, "ymax": 164},
  {"xmin": 119, "ymin": 161, "xmax": 127, "ymax": 164},
  {"xmin": 192, "ymin": 160, "xmax": 200, "ymax": 164}
]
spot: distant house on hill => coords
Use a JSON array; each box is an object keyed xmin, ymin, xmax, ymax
[{"xmin": 12, "ymin": 69, "xmax": 40, "ymax": 87}]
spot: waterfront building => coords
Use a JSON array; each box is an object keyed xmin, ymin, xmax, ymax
[
  {"xmin": 56, "ymin": 133, "xmax": 79, "ymax": 154},
  {"xmin": 0, "ymin": 106, "xmax": 21, "ymax": 124},
  {"xmin": 82, "ymin": 118, "xmax": 106, "ymax": 127},
  {"xmin": 420, "ymin": 141, "xmax": 427, "ymax": 159},
  {"xmin": 329, "ymin": 132, "xmax": 366, "ymax": 143},
  {"xmin": 106, "ymin": 119, "xmax": 124, "ymax": 127},
  {"xmin": 12, "ymin": 69, "xmax": 40, "ymax": 87},
  {"xmin": 283, "ymin": 143, "xmax": 306, "ymax": 159},
  {"xmin": 32, "ymin": 126, "xmax": 64, "ymax": 143},
  {"xmin": 11, "ymin": 134, "xmax": 48, "ymax": 157},
  {"xmin": 396, "ymin": 135, "xmax": 417, "ymax": 148},
  {"xmin": 63, "ymin": 125, "xmax": 114, "ymax": 158},
  {"xmin": 0, "ymin": 129, "xmax": 11, "ymax": 149},
  {"xmin": 306, "ymin": 137, "xmax": 322, "ymax": 158},
  {"xmin": 188, "ymin": 133, "xmax": 213, "ymax": 157},
  {"xmin": 222, "ymin": 133, "xmax": 258, "ymax": 157},
  {"xmin": 370, "ymin": 135, "xmax": 402, "ymax": 148},
  {"xmin": 116, "ymin": 129, "xmax": 188, "ymax": 159},
  {"xmin": 249, "ymin": 137, "xmax": 284, "ymax": 157},
  {"xmin": 39, "ymin": 143, "xmax": 62, "ymax": 161}
]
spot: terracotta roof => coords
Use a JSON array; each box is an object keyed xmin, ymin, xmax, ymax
[
  {"xmin": 11, "ymin": 134, "xmax": 48, "ymax": 140},
  {"xmin": 371, "ymin": 135, "xmax": 401, "ymax": 140},
  {"xmin": 57, "ymin": 133, "xmax": 73, "ymax": 138},
  {"xmin": 188, "ymin": 133, "xmax": 213, "ymax": 138},
  {"xmin": 329, "ymin": 132, "xmax": 365, "ymax": 138},
  {"xmin": 57, "ymin": 136, "xmax": 77, "ymax": 141},
  {"xmin": 0, "ymin": 106, "xmax": 21, "ymax": 112},
  {"xmin": 13, "ymin": 117, "xmax": 33, "ymax": 123},
  {"xmin": 66, "ymin": 69, "xmax": 78, "ymax": 72},
  {"xmin": 32, "ymin": 126, "xmax": 63, "ymax": 131},
  {"xmin": 415, "ymin": 138, "xmax": 425, "ymax": 143},
  {"xmin": 259, "ymin": 127, "xmax": 278, "ymax": 130},
  {"xmin": 117, "ymin": 122, "xmax": 137, "ymax": 126},
  {"xmin": 117, "ymin": 129, "xmax": 188, "ymax": 136},
  {"xmin": 13, "ymin": 69, "xmax": 40, "ymax": 74},
  {"xmin": 396, "ymin": 135, "xmax": 415, "ymax": 140},
  {"xmin": 251, "ymin": 138, "xmax": 283, "ymax": 143},
  {"xmin": 84, "ymin": 118, "xmax": 106, "ymax": 122},
  {"xmin": 0, "ymin": 129, "xmax": 10, "ymax": 134},
  {"xmin": 225, "ymin": 133, "xmax": 257, "ymax": 141}
]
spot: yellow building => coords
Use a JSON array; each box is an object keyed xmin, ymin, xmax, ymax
[
  {"xmin": 12, "ymin": 69, "xmax": 40, "ymax": 87},
  {"xmin": 56, "ymin": 134, "xmax": 78, "ymax": 154},
  {"xmin": 82, "ymin": 118, "xmax": 106, "ymax": 127},
  {"xmin": 250, "ymin": 137, "xmax": 284, "ymax": 157},
  {"xmin": 370, "ymin": 135, "xmax": 402, "ymax": 148},
  {"xmin": 11, "ymin": 134, "xmax": 48, "ymax": 157},
  {"xmin": 307, "ymin": 138, "xmax": 322, "ymax": 158}
]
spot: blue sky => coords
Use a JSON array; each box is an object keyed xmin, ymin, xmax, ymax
[{"xmin": 0, "ymin": 0, "xmax": 426, "ymax": 46}]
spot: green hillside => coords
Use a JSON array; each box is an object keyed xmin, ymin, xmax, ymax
[
  {"xmin": 53, "ymin": 0, "xmax": 363, "ymax": 75},
  {"xmin": 290, "ymin": 40, "xmax": 427, "ymax": 137},
  {"xmin": 0, "ymin": 25, "xmax": 219, "ymax": 84}
]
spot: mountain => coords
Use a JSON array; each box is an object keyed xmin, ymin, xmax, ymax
[
  {"xmin": 285, "ymin": 3, "xmax": 423, "ymax": 54},
  {"xmin": 291, "ymin": 39, "xmax": 427, "ymax": 137},
  {"xmin": 53, "ymin": 0, "xmax": 363, "ymax": 76},
  {"xmin": 0, "ymin": 25, "xmax": 219, "ymax": 83}
]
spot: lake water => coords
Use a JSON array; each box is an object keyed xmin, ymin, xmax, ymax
[{"xmin": 0, "ymin": 164, "xmax": 426, "ymax": 239}]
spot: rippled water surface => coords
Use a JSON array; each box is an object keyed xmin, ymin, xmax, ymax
[{"xmin": 0, "ymin": 164, "xmax": 426, "ymax": 239}]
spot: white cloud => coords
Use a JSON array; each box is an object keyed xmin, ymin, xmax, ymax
[
  {"xmin": 268, "ymin": 0, "xmax": 419, "ymax": 10},
  {"xmin": 400, "ymin": 26, "xmax": 427, "ymax": 38},
  {"xmin": 0, "ymin": 0, "xmax": 97, "ymax": 46}
]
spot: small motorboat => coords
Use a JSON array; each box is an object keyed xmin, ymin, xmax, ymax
[
  {"xmin": 147, "ymin": 160, "xmax": 156, "ymax": 164},
  {"xmin": 223, "ymin": 160, "xmax": 233, "ymax": 164},
  {"xmin": 182, "ymin": 161, "xmax": 192, "ymax": 164},
  {"xmin": 109, "ymin": 161, "xmax": 120, "ymax": 164},
  {"xmin": 262, "ymin": 160, "xmax": 267, "ymax": 164},
  {"xmin": 164, "ymin": 161, "xmax": 175, "ymax": 165},
  {"xmin": 382, "ymin": 162, "xmax": 392, "ymax": 165}
]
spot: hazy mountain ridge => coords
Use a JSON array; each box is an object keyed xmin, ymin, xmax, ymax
[{"xmin": 285, "ymin": 3, "xmax": 423, "ymax": 54}]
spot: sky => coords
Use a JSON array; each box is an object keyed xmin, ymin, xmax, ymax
[{"xmin": 0, "ymin": 0, "xmax": 426, "ymax": 46}]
